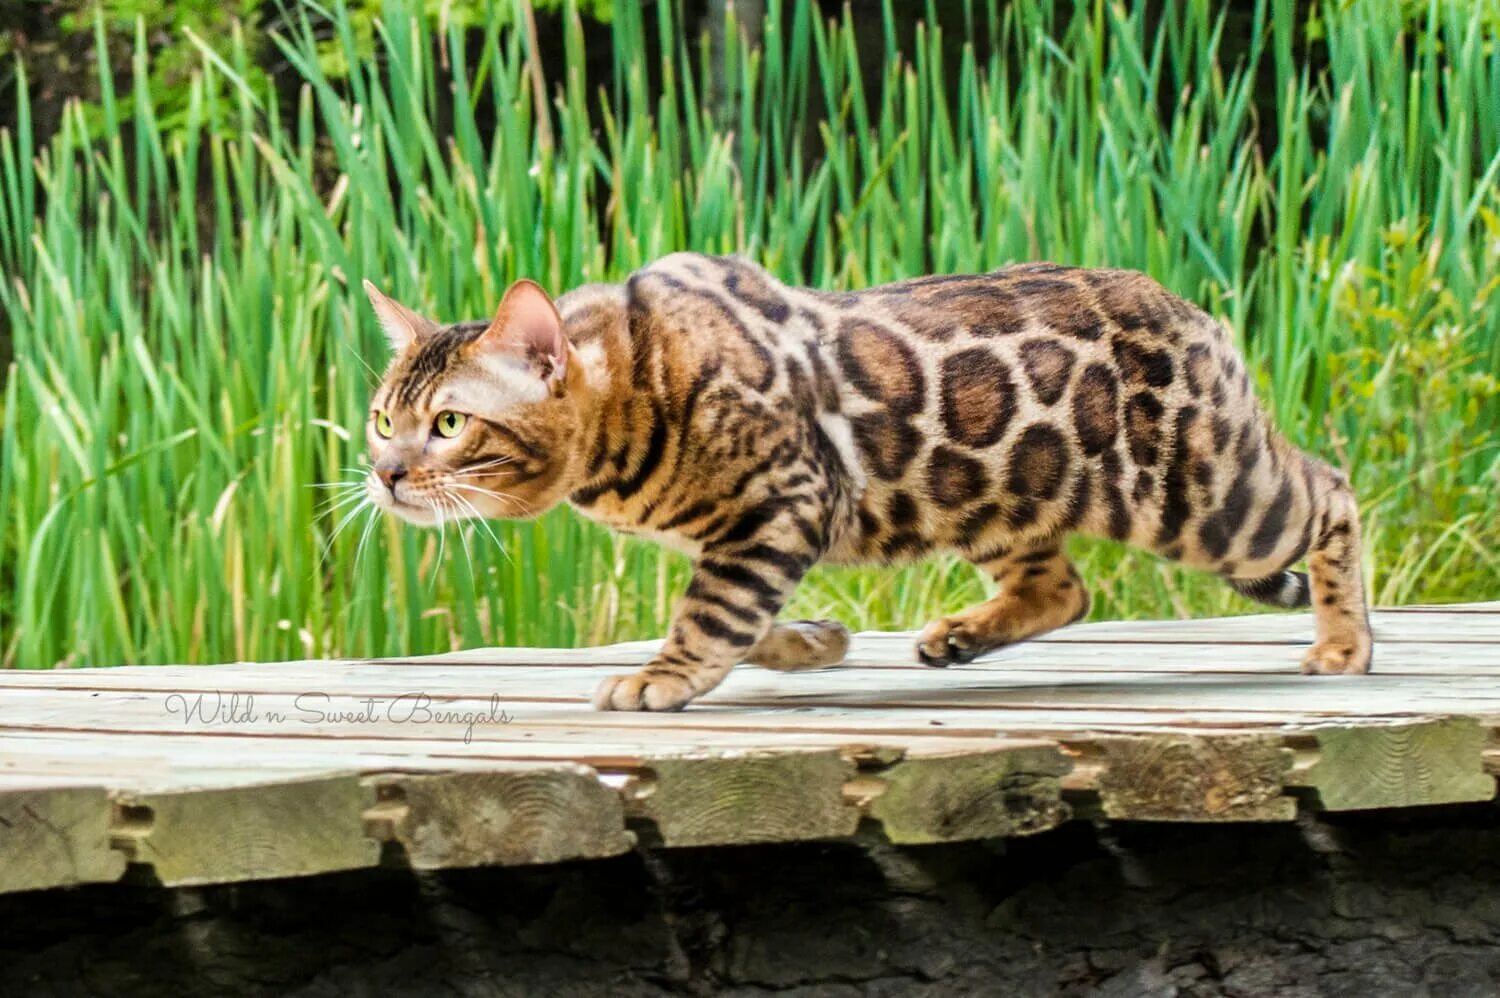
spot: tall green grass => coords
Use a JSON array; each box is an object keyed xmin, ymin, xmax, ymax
[{"xmin": 1, "ymin": 0, "xmax": 1497, "ymax": 668}]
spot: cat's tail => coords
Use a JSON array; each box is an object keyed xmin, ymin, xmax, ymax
[{"xmin": 1227, "ymin": 571, "xmax": 1311, "ymax": 609}]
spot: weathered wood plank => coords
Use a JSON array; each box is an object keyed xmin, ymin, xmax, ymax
[
  {"xmin": 380, "ymin": 605, "xmax": 1500, "ymax": 660},
  {"xmin": 624, "ymin": 750, "xmax": 861, "ymax": 846},
  {"xmin": 363, "ymin": 767, "xmax": 633, "ymax": 868},
  {"xmin": 1, "ymin": 640, "xmax": 1495, "ymax": 694},
  {"xmin": 0, "ymin": 727, "xmax": 1042, "ymax": 771},
  {"xmin": 860, "ymin": 743, "xmax": 1071, "ymax": 843},
  {"xmin": 0, "ymin": 786, "xmax": 127, "ymax": 893},
  {"xmin": 2, "ymin": 727, "xmax": 1072, "ymax": 850},
  {"xmin": 1, "ymin": 663, "xmax": 1496, "ymax": 710},
  {"xmin": 1, "ymin": 607, "xmax": 1489, "ymax": 698},
  {"xmin": 0, "ymin": 602, "xmax": 1496, "ymax": 898},
  {"xmin": 0, "ymin": 702, "xmax": 1459, "ymax": 747},
  {"xmin": 1023, "ymin": 610, "xmax": 1500, "ymax": 645},
  {"xmin": 1293, "ymin": 719, "xmax": 1496, "ymax": 810},
  {"xmin": 112, "ymin": 775, "xmax": 381, "ymax": 887},
  {"xmin": 1090, "ymin": 735, "xmax": 1297, "ymax": 821},
  {"xmin": 1381, "ymin": 603, "xmax": 1500, "ymax": 614},
  {"xmin": 6, "ymin": 672, "xmax": 1500, "ymax": 724}
]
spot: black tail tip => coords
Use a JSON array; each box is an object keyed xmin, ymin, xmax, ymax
[{"xmin": 1229, "ymin": 570, "xmax": 1311, "ymax": 609}]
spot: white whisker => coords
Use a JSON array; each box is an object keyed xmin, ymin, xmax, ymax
[
  {"xmin": 445, "ymin": 480, "xmax": 524, "ymax": 503},
  {"xmin": 448, "ymin": 459, "xmax": 516, "ymax": 480},
  {"xmin": 448, "ymin": 469, "xmax": 519, "ymax": 481},
  {"xmin": 444, "ymin": 489, "xmax": 512, "ymax": 568},
  {"xmin": 431, "ymin": 495, "xmax": 450, "ymax": 581},
  {"xmin": 454, "ymin": 456, "xmax": 514, "ymax": 471},
  {"xmin": 446, "ymin": 494, "xmax": 477, "ymax": 579},
  {"xmin": 320, "ymin": 495, "xmax": 372, "ymax": 563},
  {"xmin": 315, "ymin": 488, "xmax": 370, "ymax": 516},
  {"xmin": 447, "ymin": 482, "xmax": 534, "ymax": 518},
  {"xmin": 353, "ymin": 501, "xmax": 381, "ymax": 568}
]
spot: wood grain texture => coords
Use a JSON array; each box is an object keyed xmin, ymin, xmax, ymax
[
  {"xmin": 0, "ymin": 786, "xmax": 126, "ymax": 892},
  {"xmin": 364, "ymin": 767, "xmax": 632, "ymax": 868},
  {"xmin": 863, "ymin": 744, "xmax": 1071, "ymax": 843},
  {"xmin": 1093, "ymin": 735, "xmax": 1296, "ymax": 821},
  {"xmin": 1, "ymin": 603, "xmax": 1497, "ymax": 894},
  {"xmin": 1296, "ymin": 719, "xmax": 1496, "ymax": 810},
  {"xmin": 628, "ymin": 750, "xmax": 860, "ymax": 846},
  {"xmin": 13, "ymin": 670, "xmax": 1500, "ymax": 719},
  {"xmin": 112, "ymin": 775, "xmax": 381, "ymax": 886}
]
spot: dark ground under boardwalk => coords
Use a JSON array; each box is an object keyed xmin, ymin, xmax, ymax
[{"xmin": 7, "ymin": 802, "xmax": 1500, "ymax": 998}]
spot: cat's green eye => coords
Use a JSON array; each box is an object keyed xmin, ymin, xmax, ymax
[
  {"xmin": 434, "ymin": 411, "xmax": 467, "ymax": 438},
  {"xmin": 373, "ymin": 410, "xmax": 393, "ymax": 439}
]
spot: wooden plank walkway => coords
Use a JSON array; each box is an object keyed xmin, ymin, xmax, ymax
[{"xmin": 3, "ymin": 602, "xmax": 1498, "ymax": 894}]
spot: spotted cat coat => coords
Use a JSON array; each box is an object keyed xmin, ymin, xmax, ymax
[{"xmin": 364, "ymin": 253, "xmax": 1373, "ymax": 711}]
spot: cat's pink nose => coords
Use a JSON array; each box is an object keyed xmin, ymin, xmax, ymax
[{"xmin": 375, "ymin": 465, "xmax": 407, "ymax": 491}]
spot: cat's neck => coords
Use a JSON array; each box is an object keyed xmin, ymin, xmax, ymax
[{"xmin": 557, "ymin": 283, "xmax": 637, "ymax": 502}]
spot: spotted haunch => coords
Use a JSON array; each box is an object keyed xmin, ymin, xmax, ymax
[{"xmin": 359, "ymin": 254, "xmax": 1373, "ymax": 711}]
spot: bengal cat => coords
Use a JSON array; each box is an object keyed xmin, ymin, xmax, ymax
[{"xmin": 361, "ymin": 254, "xmax": 1372, "ymax": 711}]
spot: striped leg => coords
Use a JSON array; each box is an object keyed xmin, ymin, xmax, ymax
[
  {"xmin": 1301, "ymin": 472, "xmax": 1373, "ymax": 675},
  {"xmin": 593, "ymin": 536, "xmax": 815, "ymax": 711},
  {"xmin": 917, "ymin": 542, "xmax": 1090, "ymax": 666}
]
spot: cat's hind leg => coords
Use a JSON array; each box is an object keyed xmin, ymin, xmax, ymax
[
  {"xmin": 916, "ymin": 542, "xmax": 1090, "ymax": 667},
  {"xmin": 1222, "ymin": 456, "xmax": 1372, "ymax": 675},
  {"xmin": 748, "ymin": 619, "xmax": 850, "ymax": 671},
  {"xmin": 1299, "ymin": 467, "xmax": 1373, "ymax": 675}
]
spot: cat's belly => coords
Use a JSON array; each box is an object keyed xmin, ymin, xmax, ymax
[{"xmin": 570, "ymin": 503, "xmax": 706, "ymax": 560}]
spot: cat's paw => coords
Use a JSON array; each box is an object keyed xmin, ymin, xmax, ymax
[
  {"xmin": 592, "ymin": 668, "xmax": 698, "ymax": 711},
  {"xmin": 1300, "ymin": 638, "xmax": 1373, "ymax": 676},
  {"xmin": 750, "ymin": 619, "xmax": 850, "ymax": 672},
  {"xmin": 916, "ymin": 617, "xmax": 996, "ymax": 667}
]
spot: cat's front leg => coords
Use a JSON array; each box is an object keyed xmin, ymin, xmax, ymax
[{"xmin": 592, "ymin": 539, "xmax": 815, "ymax": 711}]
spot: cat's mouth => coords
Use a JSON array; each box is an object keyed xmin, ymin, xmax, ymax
[{"xmin": 367, "ymin": 479, "xmax": 446, "ymax": 526}]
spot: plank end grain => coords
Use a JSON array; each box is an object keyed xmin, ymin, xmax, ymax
[
  {"xmin": 0, "ymin": 787, "xmax": 126, "ymax": 894},
  {"xmin": 113, "ymin": 775, "xmax": 380, "ymax": 887},
  {"xmin": 1300, "ymin": 719, "xmax": 1496, "ymax": 811},
  {"xmin": 864, "ymin": 743, "xmax": 1071, "ymax": 844},
  {"xmin": 364, "ymin": 766, "xmax": 632, "ymax": 868},
  {"xmin": 1094, "ymin": 735, "xmax": 1296, "ymax": 821},
  {"xmin": 630, "ymin": 751, "xmax": 860, "ymax": 847}
]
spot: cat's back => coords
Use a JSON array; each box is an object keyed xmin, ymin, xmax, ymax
[
  {"xmin": 622, "ymin": 255, "xmax": 1246, "ymax": 412},
  {"xmin": 816, "ymin": 262, "xmax": 1226, "ymax": 362},
  {"xmin": 620, "ymin": 253, "xmax": 1254, "ymax": 453},
  {"xmin": 806, "ymin": 261, "xmax": 1256, "ymax": 442},
  {"xmin": 626, "ymin": 252, "xmax": 807, "ymax": 335},
  {"xmin": 638, "ymin": 255, "xmax": 1232, "ymax": 368}
]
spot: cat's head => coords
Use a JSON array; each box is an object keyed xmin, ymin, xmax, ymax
[{"xmin": 360, "ymin": 279, "xmax": 584, "ymax": 525}]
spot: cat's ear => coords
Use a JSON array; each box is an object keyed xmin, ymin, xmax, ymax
[
  {"xmin": 362, "ymin": 280, "xmax": 434, "ymax": 352},
  {"xmin": 478, "ymin": 279, "xmax": 568, "ymax": 386}
]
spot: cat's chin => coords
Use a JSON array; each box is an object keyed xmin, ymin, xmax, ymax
[
  {"xmin": 368, "ymin": 489, "xmax": 446, "ymax": 527},
  {"xmin": 385, "ymin": 502, "xmax": 442, "ymax": 526}
]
